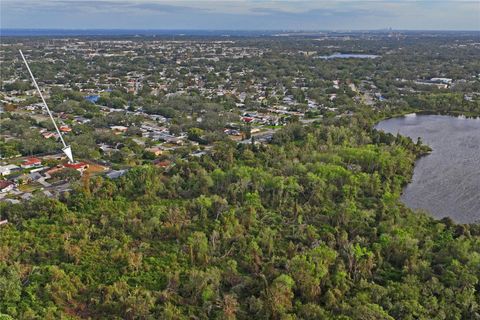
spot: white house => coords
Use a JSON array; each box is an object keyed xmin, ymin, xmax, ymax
[{"xmin": 0, "ymin": 164, "xmax": 20, "ymax": 176}]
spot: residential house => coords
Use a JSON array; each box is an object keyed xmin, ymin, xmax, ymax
[
  {"xmin": 99, "ymin": 143, "xmax": 116, "ymax": 154},
  {"xmin": 21, "ymin": 158, "xmax": 42, "ymax": 169},
  {"xmin": 153, "ymin": 159, "xmax": 172, "ymax": 168},
  {"xmin": 0, "ymin": 180, "xmax": 15, "ymax": 193},
  {"xmin": 21, "ymin": 193, "xmax": 33, "ymax": 200},
  {"xmin": 224, "ymin": 129, "xmax": 241, "ymax": 136},
  {"xmin": 110, "ymin": 126, "xmax": 129, "ymax": 134},
  {"xmin": 3, "ymin": 199, "xmax": 20, "ymax": 204},
  {"xmin": 42, "ymin": 132, "xmax": 58, "ymax": 139},
  {"xmin": 64, "ymin": 162, "xmax": 89, "ymax": 173},
  {"xmin": 145, "ymin": 147, "xmax": 163, "ymax": 156},
  {"xmin": 430, "ymin": 77, "xmax": 453, "ymax": 84},
  {"xmin": 60, "ymin": 125, "xmax": 72, "ymax": 133},
  {"xmin": 106, "ymin": 169, "xmax": 128, "ymax": 179},
  {"xmin": 74, "ymin": 116, "xmax": 91, "ymax": 124},
  {"xmin": 0, "ymin": 164, "xmax": 20, "ymax": 176},
  {"xmin": 28, "ymin": 172, "xmax": 43, "ymax": 182},
  {"xmin": 191, "ymin": 151, "xmax": 207, "ymax": 157}
]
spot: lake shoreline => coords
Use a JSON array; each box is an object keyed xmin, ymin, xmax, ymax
[{"xmin": 375, "ymin": 114, "xmax": 480, "ymax": 224}]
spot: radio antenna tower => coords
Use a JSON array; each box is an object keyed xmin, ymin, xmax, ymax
[{"xmin": 19, "ymin": 50, "xmax": 74, "ymax": 163}]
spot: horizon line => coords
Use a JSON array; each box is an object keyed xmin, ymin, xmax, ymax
[{"xmin": 2, "ymin": 28, "xmax": 479, "ymax": 33}]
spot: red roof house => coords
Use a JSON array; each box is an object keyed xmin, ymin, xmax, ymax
[
  {"xmin": 64, "ymin": 162, "xmax": 89, "ymax": 172},
  {"xmin": 46, "ymin": 166, "xmax": 63, "ymax": 176},
  {"xmin": 21, "ymin": 157, "xmax": 42, "ymax": 168},
  {"xmin": 0, "ymin": 180, "xmax": 15, "ymax": 193},
  {"xmin": 42, "ymin": 132, "xmax": 57, "ymax": 139},
  {"xmin": 153, "ymin": 160, "xmax": 171, "ymax": 168},
  {"xmin": 60, "ymin": 125, "xmax": 72, "ymax": 132}
]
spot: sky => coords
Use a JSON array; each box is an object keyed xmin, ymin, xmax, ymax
[{"xmin": 1, "ymin": 0, "xmax": 479, "ymax": 31}]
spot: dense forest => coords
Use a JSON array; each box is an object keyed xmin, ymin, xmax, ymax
[{"xmin": 1, "ymin": 112, "xmax": 479, "ymax": 319}]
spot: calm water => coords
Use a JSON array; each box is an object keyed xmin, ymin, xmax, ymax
[
  {"xmin": 376, "ymin": 114, "xmax": 480, "ymax": 223},
  {"xmin": 317, "ymin": 53, "xmax": 379, "ymax": 59}
]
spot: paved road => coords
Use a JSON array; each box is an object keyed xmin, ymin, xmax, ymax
[
  {"xmin": 45, "ymin": 182, "xmax": 71, "ymax": 193},
  {"xmin": 37, "ymin": 172, "xmax": 51, "ymax": 187}
]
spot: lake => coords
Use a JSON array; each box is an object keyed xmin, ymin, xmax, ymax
[
  {"xmin": 375, "ymin": 114, "xmax": 480, "ymax": 223},
  {"xmin": 317, "ymin": 53, "xmax": 379, "ymax": 59}
]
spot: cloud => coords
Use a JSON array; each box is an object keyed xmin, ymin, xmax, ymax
[
  {"xmin": 2, "ymin": 0, "xmax": 209, "ymax": 14},
  {"xmin": 1, "ymin": 0, "xmax": 479, "ymax": 30}
]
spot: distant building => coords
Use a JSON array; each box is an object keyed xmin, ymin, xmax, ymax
[
  {"xmin": 430, "ymin": 77, "xmax": 453, "ymax": 84},
  {"xmin": 224, "ymin": 129, "xmax": 241, "ymax": 136},
  {"xmin": 74, "ymin": 116, "xmax": 91, "ymax": 124},
  {"xmin": 191, "ymin": 151, "xmax": 207, "ymax": 157}
]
